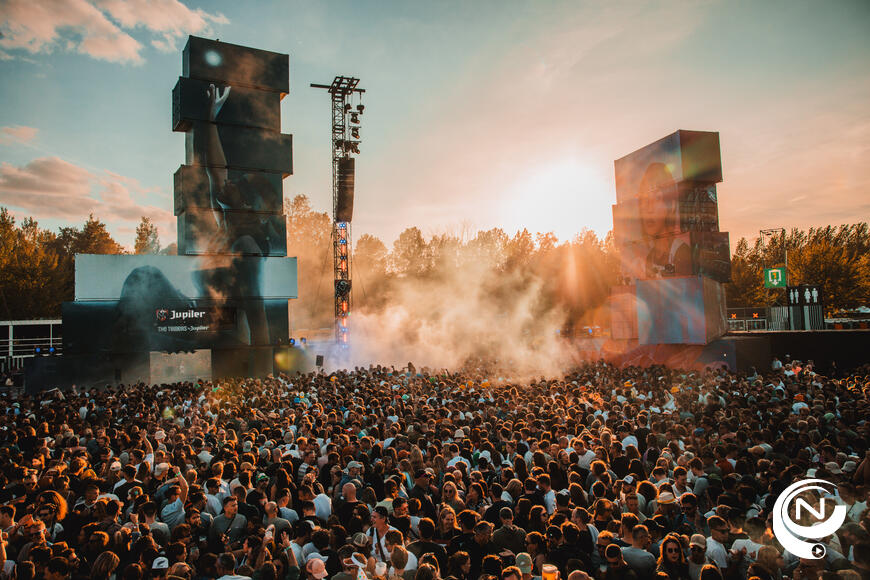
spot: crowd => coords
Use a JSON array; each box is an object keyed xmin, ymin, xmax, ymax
[{"xmin": 0, "ymin": 358, "xmax": 868, "ymax": 580}]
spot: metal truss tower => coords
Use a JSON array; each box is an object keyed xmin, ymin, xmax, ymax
[{"xmin": 310, "ymin": 76, "xmax": 364, "ymax": 346}]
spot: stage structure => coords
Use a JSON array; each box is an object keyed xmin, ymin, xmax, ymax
[
  {"xmin": 61, "ymin": 37, "xmax": 298, "ymax": 383},
  {"xmin": 610, "ymin": 130, "xmax": 731, "ymax": 345},
  {"xmin": 310, "ymin": 77, "xmax": 365, "ymax": 346}
]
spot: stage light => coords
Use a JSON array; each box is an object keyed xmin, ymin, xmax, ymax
[
  {"xmin": 344, "ymin": 103, "xmax": 351, "ymax": 113},
  {"xmin": 350, "ymin": 113, "xmax": 359, "ymax": 124},
  {"xmin": 351, "ymin": 143, "xmax": 360, "ymax": 154},
  {"xmin": 289, "ymin": 338, "xmax": 296, "ymax": 346},
  {"xmin": 300, "ymin": 337, "xmax": 307, "ymax": 345},
  {"xmin": 351, "ymin": 127, "xmax": 359, "ymax": 139},
  {"xmin": 356, "ymin": 104, "xmax": 364, "ymax": 114},
  {"xmin": 34, "ymin": 347, "xmax": 41, "ymax": 354},
  {"xmin": 49, "ymin": 347, "xmax": 56, "ymax": 354},
  {"xmin": 334, "ymin": 139, "xmax": 344, "ymax": 149}
]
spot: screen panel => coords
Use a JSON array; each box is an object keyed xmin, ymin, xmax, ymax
[
  {"xmin": 75, "ymin": 254, "xmax": 297, "ymax": 301},
  {"xmin": 176, "ymin": 210, "xmax": 287, "ymax": 256},
  {"xmin": 63, "ymin": 299, "xmax": 289, "ymax": 354},
  {"xmin": 173, "ymin": 165, "xmax": 283, "ymax": 215},
  {"xmin": 172, "ymin": 77, "xmax": 281, "ymax": 132},
  {"xmin": 183, "ymin": 36, "xmax": 289, "ymax": 94},
  {"xmin": 614, "ymin": 130, "xmax": 722, "ymax": 204},
  {"xmin": 185, "ymin": 125, "xmax": 292, "ymax": 175}
]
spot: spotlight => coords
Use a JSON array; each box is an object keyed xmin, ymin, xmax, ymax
[
  {"xmin": 351, "ymin": 143, "xmax": 360, "ymax": 154},
  {"xmin": 356, "ymin": 104, "xmax": 364, "ymax": 113},
  {"xmin": 344, "ymin": 103, "xmax": 351, "ymax": 113},
  {"xmin": 289, "ymin": 338, "xmax": 296, "ymax": 346},
  {"xmin": 49, "ymin": 347, "xmax": 56, "ymax": 354},
  {"xmin": 34, "ymin": 347, "xmax": 41, "ymax": 354},
  {"xmin": 300, "ymin": 337, "xmax": 307, "ymax": 345},
  {"xmin": 334, "ymin": 139, "xmax": 344, "ymax": 149},
  {"xmin": 351, "ymin": 127, "xmax": 360, "ymax": 139},
  {"xmin": 350, "ymin": 113, "xmax": 359, "ymax": 124}
]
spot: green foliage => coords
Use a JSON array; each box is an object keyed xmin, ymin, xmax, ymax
[
  {"xmin": 0, "ymin": 209, "xmax": 125, "ymax": 318},
  {"xmin": 134, "ymin": 216, "xmax": 161, "ymax": 254},
  {"xmin": 725, "ymin": 223, "xmax": 870, "ymax": 309},
  {"xmin": 2, "ymin": 198, "xmax": 867, "ymax": 324}
]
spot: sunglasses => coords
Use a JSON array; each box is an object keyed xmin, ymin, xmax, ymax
[{"xmin": 666, "ymin": 548, "xmax": 681, "ymax": 554}]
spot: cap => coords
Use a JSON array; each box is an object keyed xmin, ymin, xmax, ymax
[
  {"xmin": 152, "ymin": 556, "xmax": 170, "ymax": 570},
  {"xmin": 690, "ymin": 534, "xmax": 707, "ymax": 549},
  {"xmin": 351, "ymin": 532, "xmax": 370, "ymax": 548},
  {"xmin": 306, "ymin": 558, "xmax": 328, "ymax": 579},
  {"xmin": 515, "ymin": 553, "xmax": 533, "ymax": 574},
  {"xmin": 154, "ymin": 430, "xmax": 166, "ymax": 440},
  {"xmin": 824, "ymin": 461, "xmax": 843, "ymax": 475},
  {"xmin": 110, "ymin": 461, "xmax": 122, "ymax": 472},
  {"xmin": 347, "ymin": 461, "xmax": 363, "ymax": 470},
  {"xmin": 243, "ymin": 441, "xmax": 253, "ymax": 452},
  {"xmin": 843, "ymin": 460, "xmax": 858, "ymax": 473},
  {"xmin": 657, "ymin": 491, "xmax": 676, "ymax": 505},
  {"xmin": 154, "ymin": 463, "xmax": 171, "ymax": 476}
]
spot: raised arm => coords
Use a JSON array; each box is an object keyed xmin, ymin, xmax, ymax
[{"xmin": 205, "ymin": 84, "xmax": 230, "ymax": 228}]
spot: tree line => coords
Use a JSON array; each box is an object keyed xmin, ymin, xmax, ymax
[{"xmin": 1, "ymin": 200, "xmax": 868, "ymax": 324}]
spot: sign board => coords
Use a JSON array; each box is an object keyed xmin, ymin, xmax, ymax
[
  {"xmin": 764, "ymin": 267, "xmax": 786, "ymax": 288},
  {"xmin": 787, "ymin": 285, "xmax": 824, "ymax": 306}
]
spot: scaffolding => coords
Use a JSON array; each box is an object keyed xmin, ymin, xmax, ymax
[{"xmin": 310, "ymin": 77, "xmax": 364, "ymax": 345}]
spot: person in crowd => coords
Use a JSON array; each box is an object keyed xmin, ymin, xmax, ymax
[{"xmin": 0, "ymin": 358, "xmax": 866, "ymax": 580}]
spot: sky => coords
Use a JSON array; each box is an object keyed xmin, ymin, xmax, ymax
[{"xmin": 1, "ymin": 0, "xmax": 869, "ymax": 251}]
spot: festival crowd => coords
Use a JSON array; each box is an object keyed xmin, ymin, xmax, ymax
[{"xmin": 0, "ymin": 358, "xmax": 868, "ymax": 580}]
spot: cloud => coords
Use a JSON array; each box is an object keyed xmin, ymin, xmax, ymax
[
  {"xmin": 0, "ymin": 0, "xmax": 143, "ymax": 64},
  {"xmin": 0, "ymin": 156, "xmax": 174, "ymax": 244},
  {"xmin": 0, "ymin": 0, "xmax": 227, "ymax": 64},
  {"xmin": 0, "ymin": 125, "xmax": 38, "ymax": 145},
  {"xmin": 95, "ymin": 0, "xmax": 228, "ymax": 53}
]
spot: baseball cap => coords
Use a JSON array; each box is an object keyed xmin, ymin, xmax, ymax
[
  {"xmin": 824, "ymin": 461, "xmax": 843, "ymax": 475},
  {"xmin": 152, "ymin": 557, "xmax": 170, "ymax": 570},
  {"xmin": 515, "ymin": 553, "xmax": 533, "ymax": 574},
  {"xmin": 154, "ymin": 463, "xmax": 171, "ymax": 476},
  {"xmin": 347, "ymin": 461, "xmax": 363, "ymax": 470},
  {"xmin": 351, "ymin": 533, "xmax": 370, "ymax": 548},
  {"xmin": 690, "ymin": 534, "xmax": 707, "ymax": 549}
]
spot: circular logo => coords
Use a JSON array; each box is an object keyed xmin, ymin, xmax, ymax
[{"xmin": 772, "ymin": 479, "xmax": 847, "ymax": 559}]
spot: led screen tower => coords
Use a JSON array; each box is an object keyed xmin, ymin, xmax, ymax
[
  {"xmin": 171, "ymin": 36, "xmax": 295, "ymax": 376},
  {"xmin": 62, "ymin": 36, "xmax": 297, "ymax": 382},
  {"xmin": 610, "ymin": 130, "xmax": 731, "ymax": 345},
  {"xmin": 311, "ymin": 77, "xmax": 365, "ymax": 346}
]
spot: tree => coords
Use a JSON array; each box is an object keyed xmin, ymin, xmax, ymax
[
  {"xmin": 134, "ymin": 216, "xmax": 160, "ymax": 254},
  {"xmin": 391, "ymin": 227, "xmax": 429, "ymax": 276}
]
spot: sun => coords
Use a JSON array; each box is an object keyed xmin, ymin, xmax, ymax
[{"xmin": 499, "ymin": 159, "xmax": 613, "ymax": 241}]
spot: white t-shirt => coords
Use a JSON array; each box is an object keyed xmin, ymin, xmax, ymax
[
  {"xmin": 731, "ymin": 538, "xmax": 763, "ymax": 561},
  {"xmin": 706, "ymin": 537, "xmax": 729, "ymax": 569}
]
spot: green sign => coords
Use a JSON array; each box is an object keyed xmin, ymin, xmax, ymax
[{"xmin": 764, "ymin": 267, "xmax": 786, "ymax": 288}]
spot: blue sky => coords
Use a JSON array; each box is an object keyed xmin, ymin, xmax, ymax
[{"xmin": 1, "ymin": 0, "xmax": 868, "ymax": 249}]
